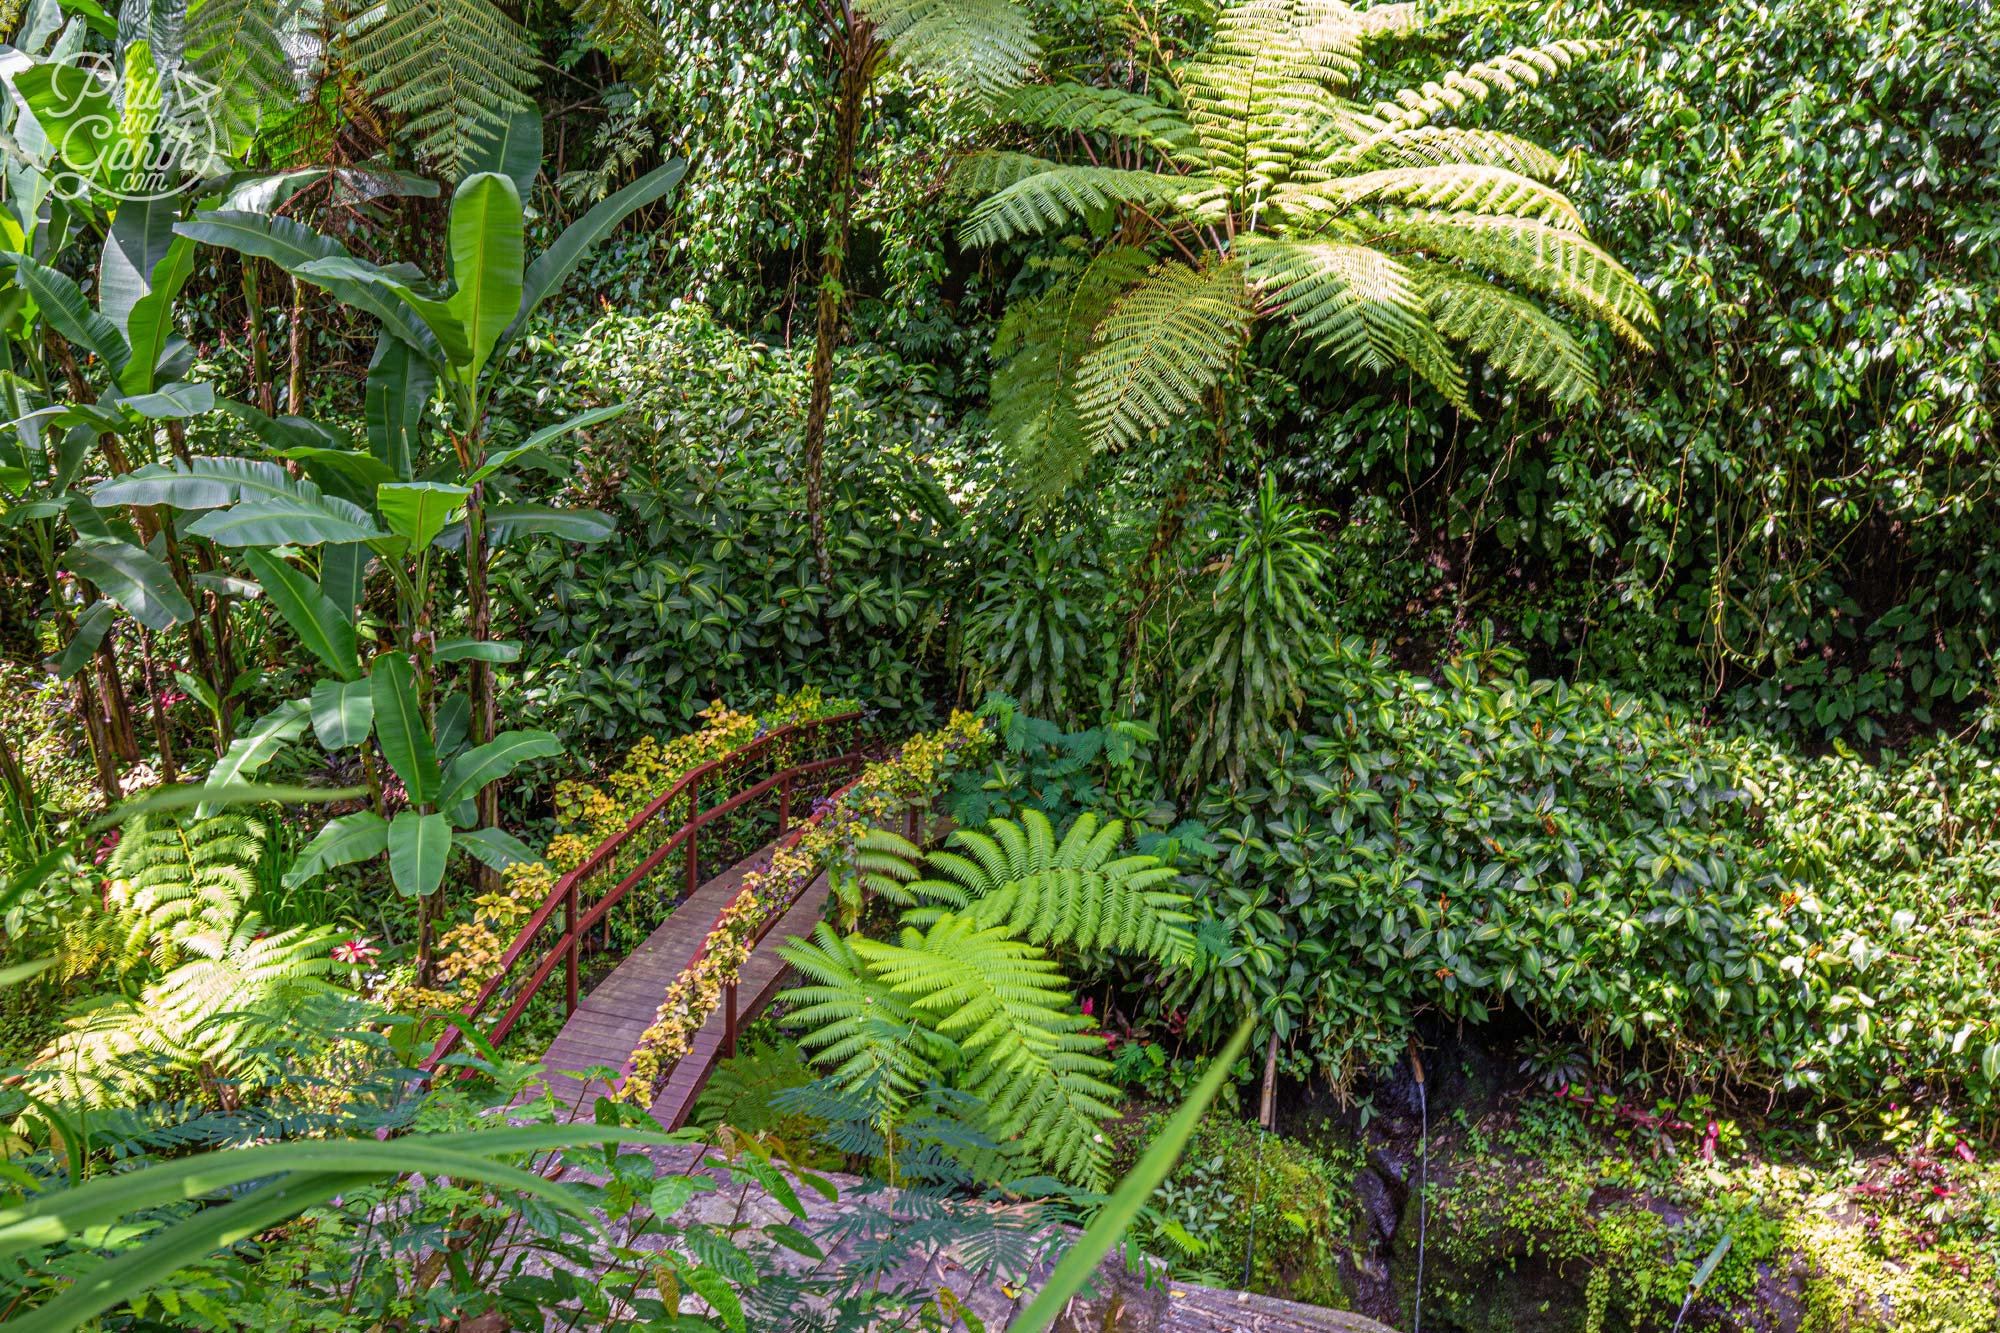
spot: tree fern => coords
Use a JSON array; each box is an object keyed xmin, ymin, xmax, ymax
[
  {"xmin": 1074, "ymin": 257, "xmax": 1255, "ymax": 450},
  {"xmin": 183, "ymin": 0, "xmax": 315, "ymax": 149},
  {"xmin": 853, "ymin": 917, "xmax": 1119, "ymax": 1184},
  {"xmin": 906, "ymin": 810, "xmax": 1194, "ymax": 964},
  {"xmin": 103, "ymin": 813, "xmax": 264, "ymax": 969},
  {"xmin": 952, "ymin": 0, "xmax": 1657, "ymax": 494},
  {"xmin": 780, "ymin": 810, "xmax": 1192, "ymax": 1186},
  {"xmin": 958, "ymin": 165, "xmax": 1205, "ymax": 248},
  {"xmin": 344, "ymin": 0, "xmax": 538, "ymax": 176},
  {"xmin": 33, "ymin": 918, "xmax": 337, "ymax": 1107},
  {"xmin": 987, "ymin": 244, "xmax": 1154, "ymax": 498},
  {"xmin": 860, "ymin": 0, "xmax": 1037, "ymax": 100}
]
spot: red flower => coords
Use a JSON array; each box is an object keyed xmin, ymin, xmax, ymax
[{"xmin": 332, "ymin": 937, "xmax": 380, "ymax": 966}]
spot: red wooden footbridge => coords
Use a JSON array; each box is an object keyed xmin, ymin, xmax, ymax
[{"xmin": 418, "ymin": 712, "xmax": 914, "ymax": 1126}]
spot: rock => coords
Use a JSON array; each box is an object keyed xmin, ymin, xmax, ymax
[{"xmin": 1356, "ymin": 1163, "xmax": 1404, "ymax": 1243}]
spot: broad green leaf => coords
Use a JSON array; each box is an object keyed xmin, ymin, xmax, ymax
[
  {"xmin": 432, "ymin": 637, "xmax": 519, "ymax": 664},
  {"xmin": 465, "ymin": 106, "xmax": 541, "ymax": 199},
  {"xmin": 321, "ymin": 543, "xmax": 369, "ymax": 617},
  {"xmin": 370, "ymin": 651, "xmax": 438, "ymax": 803},
  {"xmin": 120, "ymin": 236, "xmax": 197, "ymax": 395},
  {"xmin": 0, "ymin": 1125, "xmax": 681, "ymax": 1257},
  {"xmin": 682, "ymin": 1266, "xmax": 745, "ymax": 1333},
  {"xmin": 387, "ymin": 809, "xmax": 451, "ymax": 898},
  {"xmin": 99, "ymin": 193, "xmax": 176, "ymax": 338},
  {"xmin": 11, "ymin": 63, "xmax": 115, "ymax": 191},
  {"xmin": 294, "ymin": 256, "xmax": 470, "ymax": 366},
  {"xmin": 96, "ymin": 782, "xmax": 366, "ymax": 830},
  {"xmin": 453, "ymin": 826, "xmax": 537, "ymax": 871},
  {"xmin": 275, "ymin": 448, "xmax": 397, "ymax": 509},
  {"xmin": 502, "ymin": 160, "xmax": 687, "ymax": 348},
  {"xmin": 283, "ymin": 810, "xmax": 388, "ymax": 889},
  {"xmin": 188, "ymin": 496, "xmax": 385, "ymax": 547},
  {"xmin": 239, "ymin": 550, "xmax": 359, "ymax": 680},
  {"xmin": 62, "ymin": 539, "xmax": 192, "ymax": 631},
  {"xmin": 194, "ymin": 699, "xmax": 312, "ymax": 816},
  {"xmin": 308, "ymin": 677, "xmax": 374, "ymax": 749},
  {"xmin": 118, "ymin": 382, "xmax": 213, "ymax": 420},
  {"xmin": 52, "ymin": 601, "xmax": 115, "ymax": 678},
  {"xmin": 0, "ymin": 252, "xmax": 128, "ymax": 374},
  {"xmin": 174, "ymin": 213, "xmax": 442, "ymax": 363},
  {"xmin": 446, "ymin": 173, "xmax": 524, "ymax": 380},
  {"xmin": 468, "ymin": 402, "xmax": 628, "ymax": 482},
  {"xmin": 94, "ymin": 456, "xmax": 349, "ymax": 512},
  {"xmin": 436, "ymin": 729, "xmax": 562, "ymax": 814},
  {"xmin": 487, "ymin": 503, "xmax": 615, "ymax": 544},
  {"xmin": 363, "ymin": 332, "xmax": 434, "ymax": 479},
  {"xmin": 1008, "ymin": 1016, "xmax": 1254, "ymax": 1333},
  {"xmin": 377, "ymin": 481, "xmax": 469, "ymax": 550}
]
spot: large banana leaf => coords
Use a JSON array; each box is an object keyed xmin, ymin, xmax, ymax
[
  {"xmin": 500, "ymin": 159, "xmax": 687, "ymax": 349},
  {"xmin": 240, "ymin": 549, "xmax": 360, "ymax": 680},
  {"xmin": 446, "ymin": 172, "xmax": 524, "ymax": 380}
]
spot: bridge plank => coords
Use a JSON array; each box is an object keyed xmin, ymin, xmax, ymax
[{"xmin": 526, "ymin": 833, "xmax": 833, "ymax": 1126}]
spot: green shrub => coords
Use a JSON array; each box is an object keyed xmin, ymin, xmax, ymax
[
  {"xmin": 498, "ymin": 306, "xmax": 962, "ymax": 744},
  {"xmin": 1168, "ymin": 634, "xmax": 2000, "ymax": 1113}
]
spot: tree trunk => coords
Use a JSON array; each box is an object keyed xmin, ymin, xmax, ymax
[
  {"xmin": 242, "ymin": 261, "xmax": 276, "ymax": 416},
  {"xmin": 138, "ymin": 626, "xmax": 177, "ymax": 783},
  {"xmin": 467, "ymin": 483, "xmax": 500, "ymax": 895},
  {"xmin": 96, "ymin": 633, "xmax": 142, "ymax": 764},
  {"xmin": 802, "ymin": 12, "xmax": 879, "ymax": 596}
]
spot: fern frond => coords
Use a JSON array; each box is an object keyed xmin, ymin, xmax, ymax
[
  {"xmin": 1280, "ymin": 165, "xmax": 1585, "ymax": 229},
  {"xmin": 958, "ymin": 164, "xmax": 1208, "ymax": 247},
  {"xmin": 945, "ymin": 149, "xmax": 1061, "ymax": 200},
  {"xmin": 861, "ymin": 0, "xmax": 1038, "ymax": 99},
  {"xmin": 1364, "ymin": 38, "xmax": 1604, "ymax": 135},
  {"xmin": 1423, "ymin": 268, "xmax": 1599, "ymax": 406},
  {"xmin": 987, "ymin": 243, "xmax": 1154, "ymax": 500},
  {"xmin": 568, "ymin": 0, "xmax": 668, "ymax": 81},
  {"xmin": 1323, "ymin": 125, "xmax": 1564, "ymax": 180},
  {"xmin": 908, "ymin": 812, "xmax": 1195, "ymax": 964},
  {"xmin": 1371, "ymin": 206, "xmax": 1657, "ymax": 347},
  {"xmin": 185, "ymin": 0, "xmax": 315, "ymax": 148},
  {"xmin": 1075, "ymin": 256, "xmax": 1254, "ymax": 450},
  {"xmin": 344, "ymin": 0, "xmax": 538, "ymax": 176},
  {"xmin": 990, "ymin": 82, "xmax": 1196, "ymax": 157},
  {"xmin": 855, "ymin": 917, "xmax": 1116, "ymax": 1186},
  {"xmin": 779, "ymin": 924, "xmax": 947, "ymax": 1118}
]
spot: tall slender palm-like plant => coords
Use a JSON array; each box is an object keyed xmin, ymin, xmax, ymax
[
  {"xmin": 959, "ymin": 0, "xmax": 1658, "ymax": 498},
  {"xmin": 572, "ymin": 0, "xmax": 1039, "ymax": 587}
]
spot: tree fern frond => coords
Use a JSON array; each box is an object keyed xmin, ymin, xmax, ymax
[
  {"xmin": 861, "ymin": 0, "xmax": 1038, "ymax": 99},
  {"xmin": 1075, "ymin": 256, "xmax": 1254, "ymax": 450},
  {"xmin": 344, "ymin": 0, "xmax": 538, "ymax": 176},
  {"xmin": 1242, "ymin": 237, "xmax": 1467, "ymax": 405},
  {"xmin": 185, "ymin": 0, "xmax": 316, "ymax": 147},
  {"xmin": 958, "ymin": 164, "xmax": 1207, "ymax": 247},
  {"xmin": 990, "ymin": 82, "xmax": 1196, "ymax": 157},
  {"xmin": 945, "ymin": 149, "xmax": 1061, "ymax": 200},
  {"xmin": 1364, "ymin": 38, "xmax": 1604, "ymax": 135},
  {"xmin": 1373, "ymin": 206, "xmax": 1657, "ymax": 346},
  {"xmin": 1423, "ymin": 268, "xmax": 1600, "ymax": 406},
  {"xmin": 1281, "ymin": 165, "xmax": 1585, "ymax": 229},
  {"xmin": 568, "ymin": 0, "xmax": 668, "ymax": 81},
  {"xmin": 987, "ymin": 243, "xmax": 1154, "ymax": 500},
  {"xmin": 1323, "ymin": 125, "xmax": 1564, "ymax": 180}
]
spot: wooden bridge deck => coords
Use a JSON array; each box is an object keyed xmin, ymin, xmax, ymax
[{"xmin": 532, "ymin": 835, "xmax": 831, "ymax": 1128}]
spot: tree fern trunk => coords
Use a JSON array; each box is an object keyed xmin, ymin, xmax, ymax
[
  {"xmin": 467, "ymin": 482, "xmax": 500, "ymax": 896},
  {"xmin": 803, "ymin": 12, "xmax": 878, "ymax": 596}
]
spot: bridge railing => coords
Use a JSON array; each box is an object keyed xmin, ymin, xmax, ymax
[{"xmin": 421, "ymin": 711, "xmax": 867, "ymax": 1071}]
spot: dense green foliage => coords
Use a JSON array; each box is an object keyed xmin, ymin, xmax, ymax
[{"xmin": 1, "ymin": 0, "xmax": 1997, "ymax": 1323}]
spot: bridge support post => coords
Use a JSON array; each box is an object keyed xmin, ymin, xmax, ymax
[
  {"xmin": 723, "ymin": 981, "xmax": 738, "ymax": 1058},
  {"xmin": 564, "ymin": 886, "xmax": 579, "ymax": 1014},
  {"xmin": 685, "ymin": 777, "xmax": 701, "ymax": 902},
  {"xmin": 778, "ymin": 776, "xmax": 791, "ymax": 835}
]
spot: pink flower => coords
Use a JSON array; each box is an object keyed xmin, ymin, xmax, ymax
[
  {"xmin": 1080, "ymin": 998, "xmax": 1095, "ymax": 1017},
  {"xmin": 332, "ymin": 937, "xmax": 380, "ymax": 966}
]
